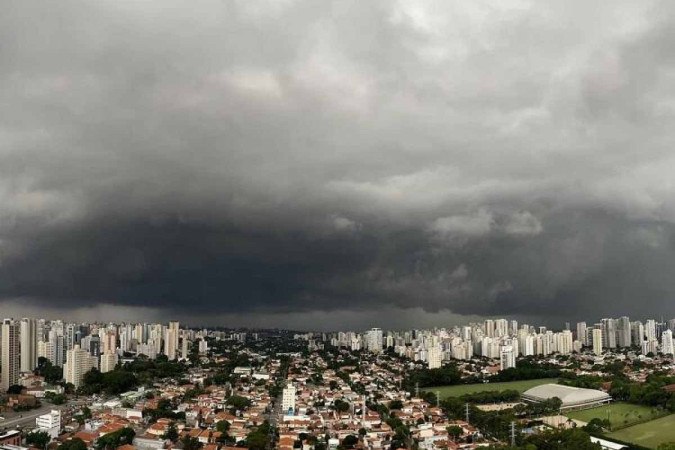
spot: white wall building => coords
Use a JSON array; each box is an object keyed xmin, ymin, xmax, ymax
[
  {"xmin": 281, "ymin": 383, "xmax": 296, "ymax": 415},
  {"xmin": 36, "ymin": 409, "xmax": 61, "ymax": 438}
]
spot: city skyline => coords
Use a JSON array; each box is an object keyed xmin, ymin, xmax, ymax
[{"xmin": 3, "ymin": 2, "xmax": 675, "ymax": 328}]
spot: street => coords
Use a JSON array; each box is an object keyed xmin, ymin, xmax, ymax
[{"xmin": 0, "ymin": 403, "xmax": 68, "ymax": 431}]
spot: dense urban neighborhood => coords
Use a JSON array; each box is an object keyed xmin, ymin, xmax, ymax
[{"xmin": 0, "ymin": 318, "xmax": 671, "ymax": 450}]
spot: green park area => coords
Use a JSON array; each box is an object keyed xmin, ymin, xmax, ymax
[
  {"xmin": 566, "ymin": 402, "xmax": 660, "ymax": 428},
  {"xmin": 607, "ymin": 413, "xmax": 675, "ymax": 448},
  {"xmin": 426, "ymin": 378, "xmax": 556, "ymax": 399}
]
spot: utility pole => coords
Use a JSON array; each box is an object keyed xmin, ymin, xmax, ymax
[
  {"xmin": 510, "ymin": 421, "xmax": 516, "ymax": 447},
  {"xmin": 415, "ymin": 382, "xmax": 419, "ymax": 398},
  {"xmin": 436, "ymin": 391, "xmax": 440, "ymax": 407},
  {"xmin": 465, "ymin": 402, "xmax": 470, "ymax": 424}
]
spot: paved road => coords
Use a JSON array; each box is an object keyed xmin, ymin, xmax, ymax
[{"xmin": 0, "ymin": 403, "xmax": 67, "ymax": 430}]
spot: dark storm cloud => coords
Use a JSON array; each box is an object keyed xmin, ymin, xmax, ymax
[{"xmin": 1, "ymin": 0, "xmax": 675, "ymax": 326}]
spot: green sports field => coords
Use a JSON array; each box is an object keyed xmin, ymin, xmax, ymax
[
  {"xmin": 566, "ymin": 402, "xmax": 659, "ymax": 428},
  {"xmin": 425, "ymin": 378, "xmax": 557, "ymax": 398},
  {"xmin": 607, "ymin": 414, "xmax": 675, "ymax": 448}
]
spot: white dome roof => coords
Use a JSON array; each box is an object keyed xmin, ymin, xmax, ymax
[{"xmin": 522, "ymin": 384, "xmax": 610, "ymax": 408}]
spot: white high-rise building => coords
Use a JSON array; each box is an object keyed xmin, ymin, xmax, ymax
[
  {"xmin": 602, "ymin": 318, "xmax": 616, "ymax": 349},
  {"xmin": 365, "ymin": 328, "xmax": 383, "ymax": 353},
  {"xmin": 558, "ymin": 330, "xmax": 573, "ymax": 355},
  {"xmin": 20, "ymin": 318, "xmax": 37, "ymax": 372},
  {"xmin": 164, "ymin": 321, "xmax": 180, "ymax": 360},
  {"xmin": 592, "ymin": 328, "xmax": 603, "ymax": 356},
  {"xmin": 427, "ymin": 345, "xmax": 442, "ymax": 369},
  {"xmin": 36, "ymin": 410, "xmax": 61, "ymax": 439},
  {"xmin": 495, "ymin": 319, "xmax": 508, "ymax": 337},
  {"xmin": 38, "ymin": 340, "xmax": 55, "ymax": 365},
  {"xmin": 661, "ymin": 330, "xmax": 674, "ymax": 356},
  {"xmin": 484, "ymin": 320, "xmax": 494, "ymax": 337},
  {"xmin": 64, "ymin": 345, "xmax": 96, "ymax": 388},
  {"xmin": 100, "ymin": 352, "xmax": 118, "ymax": 373},
  {"xmin": 645, "ymin": 320, "xmax": 657, "ymax": 342},
  {"xmin": 617, "ymin": 316, "xmax": 631, "ymax": 348},
  {"xmin": 198, "ymin": 338, "xmax": 208, "ymax": 354},
  {"xmin": 281, "ymin": 383, "xmax": 296, "ymax": 415},
  {"xmin": 576, "ymin": 322, "xmax": 587, "ymax": 346},
  {"xmin": 1, "ymin": 319, "xmax": 20, "ymax": 391},
  {"xmin": 499, "ymin": 345, "xmax": 516, "ymax": 371}
]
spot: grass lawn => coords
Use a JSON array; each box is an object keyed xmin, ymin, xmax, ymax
[
  {"xmin": 607, "ymin": 414, "xmax": 675, "ymax": 449},
  {"xmin": 425, "ymin": 378, "xmax": 557, "ymax": 399},
  {"xmin": 566, "ymin": 402, "xmax": 659, "ymax": 428}
]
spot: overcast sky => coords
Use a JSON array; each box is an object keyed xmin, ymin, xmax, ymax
[{"xmin": 1, "ymin": 0, "xmax": 675, "ymax": 330}]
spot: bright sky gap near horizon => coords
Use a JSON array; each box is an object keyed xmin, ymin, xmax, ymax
[{"xmin": 2, "ymin": 1, "xmax": 675, "ymax": 329}]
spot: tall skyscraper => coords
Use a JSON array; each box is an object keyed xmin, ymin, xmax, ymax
[
  {"xmin": 20, "ymin": 318, "xmax": 37, "ymax": 372},
  {"xmin": 1, "ymin": 319, "xmax": 20, "ymax": 391}
]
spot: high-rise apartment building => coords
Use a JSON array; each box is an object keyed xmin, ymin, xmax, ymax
[
  {"xmin": 592, "ymin": 328, "xmax": 603, "ymax": 355},
  {"xmin": 100, "ymin": 352, "xmax": 118, "ymax": 373},
  {"xmin": 427, "ymin": 345, "xmax": 442, "ymax": 369},
  {"xmin": 365, "ymin": 328, "xmax": 383, "ymax": 353},
  {"xmin": 617, "ymin": 316, "xmax": 631, "ymax": 348},
  {"xmin": 164, "ymin": 321, "xmax": 180, "ymax": 360},
  {"xmin": 281, "ymin": 383, "xmax": 296, "ymax": 415},
  {"xmin": 576, "ymin": 322, "xmax": 587, "ymax": 346},
  {"xmin": 20, "ymin": 318, "xmax": 37, "ymax": 372},
  {"xmin": 602, "ymin": 318, "xmax": 616, "ymax": 349},
  {"xmin": 1, "ymin": 319, "xmax": 20, "ymax": 391},
  {"xmin": 499, "ymin": 345, "xmax": 516, "ymax": 370},
  {"xmin": 64, "ymin": 345, "xmax": 96, "ymax": 388},
  {"xmin": 662, "ymin": 330, "xmax": 674, "ymax": 356}
]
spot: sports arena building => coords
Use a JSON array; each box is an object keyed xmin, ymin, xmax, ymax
[{"xmin": 522, "ymin": 383, "xmax": 611, "ymax": 411}]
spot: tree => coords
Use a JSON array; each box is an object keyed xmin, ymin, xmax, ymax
[
  {"xmin": 58, "ymin": 439, "xmax": 88, "ymax": 450},
  {"xmin": 95, "ymin": 427, "xmax": 136, "ymax": 450},
  {"xmin": 6, "ymin": 384, "xmax": 22, "ymax": 394},
  {"xmin": 342, "ymin": 435, "xmax": 358, "ymax": 448},
  {"xmin": 389, "ymin": 400, "xmax": 403, "ymax": 410},
  {"xmin": 447, "ymin": 425, "xmax": 463, "ymax": 441},
  {"xmin": 216, "ymin": 420, "xmax": 231, "ymax": 433},
  {"xmin": 226, "ymin": 395, "xmax": 251, "ymax": 410},
  {"xmin": 163, "ymin": 422, "xmax": 179, "ymax": 442},
  {"xmin": 181, "ymin": 436, "xmax": 202, "ymax": 450},
  {"xmin": 81, "ymin": 406, "xmax": 92, "ymax": 420},
  {"xmin": 333, "ymin": 399, "xmax": 350, "ymax": 413},
  {"xmin": 27, "ymin": 431, "xmax": 51, "ymax": 449}
]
